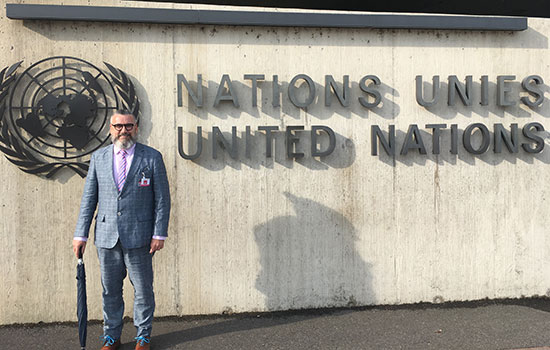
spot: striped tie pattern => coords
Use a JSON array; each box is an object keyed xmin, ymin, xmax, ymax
[{"xmin": 117, "ymin": 150, "xmax": 127, "ymax": 192}]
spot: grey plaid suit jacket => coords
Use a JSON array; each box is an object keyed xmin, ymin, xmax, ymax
[{"xmin": 74, "ymin": 143, "xmax": 171, "ymax": 249}]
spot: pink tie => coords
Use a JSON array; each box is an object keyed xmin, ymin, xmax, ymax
[{"xmin": 117, "ymin": 150, "xmax": 127, "ymax": 192}]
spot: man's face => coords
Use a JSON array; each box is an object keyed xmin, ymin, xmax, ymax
[{"xmin": 110, "ymin": 113, "xmax": 138, "ymax": 149}]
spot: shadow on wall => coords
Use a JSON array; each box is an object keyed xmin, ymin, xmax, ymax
[
  {"xmin": 149, "ymin": 192, "xmax": 373, "ymax": 349},
  {"xmin": 254, "ymin": 192, "xmax": 373, "ymax": 311}
]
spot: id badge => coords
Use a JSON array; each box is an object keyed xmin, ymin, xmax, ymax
[{"xmin": 139, "ymin": 171, "xmax": 151, "ymax": 187}]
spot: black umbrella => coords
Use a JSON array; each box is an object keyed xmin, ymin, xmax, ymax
[{"xmin": 76, "ymin": 247, "xmax": 88, "ymax": 350}]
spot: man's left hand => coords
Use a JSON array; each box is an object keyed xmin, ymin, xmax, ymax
[{"xmin": 150, "ymin": 239, "xmax": 165, "ymax": 254}]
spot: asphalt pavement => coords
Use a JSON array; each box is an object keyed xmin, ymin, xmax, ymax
[{"xmin": 3, "ymin": 298, "xmax": 550, "ymax": 349}]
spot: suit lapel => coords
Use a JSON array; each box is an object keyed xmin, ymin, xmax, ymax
[
  {"xmin": 121, "ymin": 143, "xmax": 143, "ymax": 193},
  {"xmin": 106, "ymin": 144, "xmax": 119, "ymax": 192}
]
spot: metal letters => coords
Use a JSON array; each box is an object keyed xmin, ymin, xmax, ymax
[{"xmin": 176, "ymin": 73, "xmax": 548, "ymax": 161}]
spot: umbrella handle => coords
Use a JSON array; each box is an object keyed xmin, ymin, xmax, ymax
[{"xmin": 77, "ymin": 246, "xmax": 83, "ymax": 260}]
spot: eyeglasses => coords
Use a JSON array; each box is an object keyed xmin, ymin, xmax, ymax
[{"xmin": 111, "ymin": 123, "xmax": 135, "ymax": 131}]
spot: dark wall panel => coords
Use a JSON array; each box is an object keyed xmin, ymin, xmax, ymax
[{"xmin": 130, "ymin": 0, "xmax": 550, "ymax": 18}]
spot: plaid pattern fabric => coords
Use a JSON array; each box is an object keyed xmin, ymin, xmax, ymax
[{"xmin": 74, "ymin": 143, "xmax": 171, "ymax": 249}]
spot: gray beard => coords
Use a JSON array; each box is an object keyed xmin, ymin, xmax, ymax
[{"xmin": 111, "ymin": 134, "xmax": 136, "ymax": 149}]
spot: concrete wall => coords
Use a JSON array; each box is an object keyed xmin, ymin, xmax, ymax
[{"xmin": 1, "ymin": 0, "xmax": 550, "ymax": 324}]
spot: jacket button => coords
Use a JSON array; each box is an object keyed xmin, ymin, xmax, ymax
[{"xmin": 117, "ymin": 212, "xmax": 122, "ymax": 216}]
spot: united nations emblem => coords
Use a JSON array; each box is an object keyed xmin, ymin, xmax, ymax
[{"xmin": 0, "ymin": 56, "xmax": 140, "ymax": 178}]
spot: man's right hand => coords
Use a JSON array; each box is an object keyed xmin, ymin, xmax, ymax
[{"xmin": 73, "ymin": 239, "xmax": 87, "ymax": 258}]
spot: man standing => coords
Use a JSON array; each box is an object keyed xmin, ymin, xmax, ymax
[{"xmin": 73, "ymin": 110, "xmax": 170, "ymax": 350}]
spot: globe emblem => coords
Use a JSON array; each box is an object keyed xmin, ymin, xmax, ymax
[{"xmin": 8, "ymin": 56, "xmax": 119, "ymax": 161}]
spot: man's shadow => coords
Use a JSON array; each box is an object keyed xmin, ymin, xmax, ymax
[
  {"xmin": 150, "ymin": 192, "xmax": 372, "ymax": 349},
  {"xmin": 255, "ymin": 192, "xmax": 373, "ymax": 310}
]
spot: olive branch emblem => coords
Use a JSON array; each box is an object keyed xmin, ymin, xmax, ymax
[
  {"xmin": 0, "ymin": 57, "xmax": 140, "ymax": 179},
  {"xmin": 104, "ymin": 62, "xmax": 140, "ymax": 120}
]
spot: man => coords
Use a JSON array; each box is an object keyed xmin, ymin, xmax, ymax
[{"xmin": 73, "ymin": 110, "xmax": 170, "ymax": 350}]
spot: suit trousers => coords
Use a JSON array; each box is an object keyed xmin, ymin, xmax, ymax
[{"xmin": 97, "ymin": 240, "xmax": 155, "ymax": 339}]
